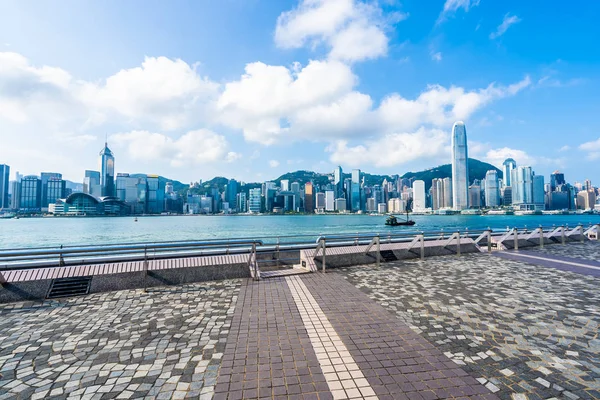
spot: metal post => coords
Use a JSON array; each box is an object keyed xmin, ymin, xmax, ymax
[
  {"xmin": 561, "ymin": 226, "xmax": 565, "ymax": 245},
  {"xmin": 456, "ymin": 231, "xmax": 460, "ymax": 257},
  {"xmin": 440, "ymin": 228, "xmax": 444, "ymax": 240},
  {"xmin": 276, "ymin": 237, "xmax": 280, "ymax": 267},
  {"xmin": 487, "ymin": 229, "xmax": 492, "ymax": 253},
  {"xmin": 59, "ymin": 244, "xmax": 65, "ymax": 267},
  {"xmin": 143, "ymin": 246, "xmax": 148, "ymax": 292},
  {"xmin": 420, "ymin": 234, "xmax": 425, "ymax": 260},
  {"xmin": 321, "ymin": 238, "xmax": 326, "ymax": 273},
  {"xmin": 376, "ymin": 235, "xmax": 380, "ymax": 268},
  {"xmin": 539, "ymin": 227, "xmax": 544, "ymax": 249},
  {"xmin": 355, "ymin": 232, "xmax": 358, "ymax": 246},
  {"xmin": 579, "ymin": 224, "xmax": 584, "ymax": 243},
  {"xmin": 514, "ymin": 228, "xmax": 518, "ymax": 250},
  {"xmin": 252, "ymin": 243, "xmax": 258, "ymax": 280}
]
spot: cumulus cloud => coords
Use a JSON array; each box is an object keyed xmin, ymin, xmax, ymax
[
  {"xmin": 275, "ymin": 0, "xmax": 406, "ymax": 62},
  {"xmin": 110, "ymin": 129, "xmax": 233, "ymax": 167},
  {"xmin": 431, "ymin": 51, "xmax": 443, "ymax": 62},
  {"xmin": 490, "ymin": 13, "xmax": 521, "ymax": 39},
  {"xmin": 484, "ymin": 147, "xmax": 536, "ymax": 168},
  {"xmin": 327, "ymin": 128, "xmax": 449, "ymax": 168},
  {"xmin": 269, "ymin": 160, "xmax": 280, "ymax": 168}
]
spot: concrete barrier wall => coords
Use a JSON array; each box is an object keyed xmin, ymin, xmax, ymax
[{"xmin": 0, "ymin": 263, "xmax": 250, "ymax": 304}]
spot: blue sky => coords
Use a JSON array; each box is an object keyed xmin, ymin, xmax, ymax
[{"xmin": 1, "ymin": 0, "xmax": 599, "ymax": 185}]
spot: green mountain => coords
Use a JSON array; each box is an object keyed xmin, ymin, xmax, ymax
[
  {"xmin": 274, "ymin": 170, "xmax": 394, "ymax": 187},
  {"xmin": 401, "ymin": 158, "xmax": 502, "ymax": 190}
]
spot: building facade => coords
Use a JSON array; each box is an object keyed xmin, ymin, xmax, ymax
[
  {"xmin": 99, "ymin": 142, "xmax": 115, "ymax": 197},
  {"xmin": 502, "ymin": 158, "xmax": 516, "ymax": 187},
  {"xmin": 0, "ymin": 164, "xmax": 9, "ymax": 210},
  {"xmin": 249, "ymin": 188, "xmax": 261, "ymax": 213},
  {"xmin": 484, "ymin": 170, "xmax": 500, "ymax": 208},
  {"xmin": 412, "ymin": 180, "xmax": 426, "ymax": 211},
  {"xmin": 451, "ymin": 121, "xmax": 469, "ymax": 210}
]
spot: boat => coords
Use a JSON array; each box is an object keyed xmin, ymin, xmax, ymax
[
  {"xmin": 385, "ymin": 213, "xmax": 415, "ymax": 226},
  {"xmin": 134, "ymin": 217, "xmax": 138, "ymax": 222}
]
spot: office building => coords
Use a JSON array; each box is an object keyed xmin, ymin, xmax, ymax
[
  {"xmin": 387, "ymin": 198, "xmax": 405, "ymax": 213},
  {"xmin": 226, "ymin": 179, "xmax": 238, "ymax": 212},
  {"xmin": 377, "ymin": 203, "xmax": 387, "ymax": 214},
  {"xmin": 550, "ymin": 171, "xmax": 565, "ymax": 191},
  {"xmin": 0, "ymin": 164, "xmax": 9, "ymax": 209},
  {"xmin": 325, "ymin": 190, "xmax": 335, "ymax": 212},
  {"xmin": 146, "ymin": 175, "xmax": 164, "ymax": 214},
  {"xmin": 412, "ymin": 180, "xmax": 426, "ymax": 212},
  {"xmin": 335, "ymin": 198, "xmax": 346, "ymax": 212},
  {"xmin": 99, "ymin": 142, "xmax": 115, "ymax": 197},
  {"xmin": 351, "ymin": 169, "xmax": 361, "ymax": 211},
  {"xmin": 502, "ymin": 158, "xmax": 516, "ymax": 187},
  {"xmin": 334, "ymin": 166, "xmax": 343, "ymax": 199},
  {"xmin": 469, "ymin": 185, "xmax": 482, "ymax": 208},
  {"xmin": 304, "ymin": 182, "xmax": 314, "ymax": 213},
  {"xmin": 502, "ymin": 187, "xmax": 513, "ymax": 206},
  {"xmin": 236, "ymin": 192, "xmax": 247, "ymax": 213},
  {"xmin": 280, "ymin": 179, "xmax": 289, "ymax": 192},
  {"xmin": 249, "ymin": 188, "xmax": 261, "ymax": 213},
  {"xmin": 366, "ymin": 197, "xmax": 376, "ymax": 212},
  {"xmin": 533, "ymin": 175, "xmax": 545, "ymax": 208},
  {"xmin": 442, "ymin": 178, "xmax": 453, "ymax": 208},
  {"xmin": 451, "ymin": 121, "xmax": 469, "ymax": 210},
  {"xmin": 315, "ymin": 192, "xmax": 325, "ymax": 211},
  {"xmin": 19, "ymin": 175, "xmax": 42, "ymax": 210},
  {"xmin": 84, "ymin": 170, "xmax": 102, "ymax": 197},
  {"xmin": 484, "ymin": 170, "xmax": 500, "ymax": 208}
]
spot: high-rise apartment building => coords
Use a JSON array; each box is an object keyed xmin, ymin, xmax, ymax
[
  {"xmin": 484, "ymin": 170, "xmax": 500, "ymax": 208},
  {"xmin": 502, "ymin": 158, "xmax": 516, "ymax": 187},
  {"xmin": 412, "ymin": 180, "xmax": 426, "ymax": 211},
  {"xmin": 0, "ymin": 164, "xmax": 9, "ymax": 209},
  {"xmin": 99, "ymin": 142, "xmax": 115, "ymax": 197},
  {"xmin": 304, "ymin": 182, "xmax": 314, "ymax": 213},
  {"xmin": 451, "ymin": 122, "xmax": 469, "ymax": 210}
]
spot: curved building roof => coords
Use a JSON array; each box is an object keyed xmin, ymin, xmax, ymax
[{"xmin": 65, "ymin": 192, "xmax": 100, "ymax": 205}]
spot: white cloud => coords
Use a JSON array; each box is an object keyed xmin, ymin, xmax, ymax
[
  {"xmin": 269, "ymin": 160, "xmax": 280, "ymax": 168},
  {"xmin": 580, "ymin": 137, "xmax": 600, "ymax": 160},
  {"xmin": 485, "ymin": 147, "xmax": 536, "ymax": 169},
  {"xmin": 275, "ymin": 0, "xmax": 406, "ymax": 62},
  {"xmin": 327, "ymin": 128, "xmax": 449, "ymax": 168},
  {"xmin": 559, "ymin": 145, "xmax": 571, "ymax": 151},
  {"xmin": 490, "ymin": 13, "xmax": 521, "ymax": 39},
  {"xmin": 110, "ymin": 129, "xmax": 233, "ymax": 168},
  {"xmin": 437, "ymin": 0, "xmax": 480, "ymax": 23},
  {"xmin": 81, "ymin": 56, "xmax": 219, "ymax": 130},
  {"xmin": 431, "ymin": 51, "xmax": 443, "ymax": 62}
]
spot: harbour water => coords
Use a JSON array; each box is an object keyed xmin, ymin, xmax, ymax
[{"xmin": 0, "ymin": 214, "xmax": 598, "ymax": 249}]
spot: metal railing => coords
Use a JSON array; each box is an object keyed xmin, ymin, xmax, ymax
[{"xmin": 1, "ymin": 224, "xmax": 598, "ymax": 275}]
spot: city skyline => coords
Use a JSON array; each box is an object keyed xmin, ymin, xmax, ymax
[{"xmin": 1, "ymin": 1, "xmax": 599, "ymax": 184}]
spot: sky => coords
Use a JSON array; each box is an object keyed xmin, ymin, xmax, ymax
[{"xmin": 1, "ymin": 0, "xmax": 599, "ymax": 185}]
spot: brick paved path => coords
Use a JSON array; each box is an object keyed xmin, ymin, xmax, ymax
[{"xmin": 215, "ymin": 274, "xmax": 496, "ymax": 400}]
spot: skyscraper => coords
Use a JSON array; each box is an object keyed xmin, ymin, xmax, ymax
[
  {"xmin": 502, "ymin": 158, "xmax": 517, "ymax": 187},
  {"xmin": 40, "ymin": 172, "xmax": 64, "ymax": 210},
  {"xmin": 451, "ymin": 121, "xmax": 469, "ymax": 210},
  {"xmin": 84, "ymin": 170, "xmax": 102, "ymax": 197},
  {"xmin": 351, "ymin": 169, "xmax": 361, "ymax": 211},
  {"xmin": 550, "ymin": 171, "xmax": 565, "ymax": 191},
  {"xmin": 533, "ymin": 175, "xmax": 545, "ymax": 208},
  {"xmin": 484, "ymin": 170, "xmax": 500, "ymax": 208},
  {"xmin": 249, "ymin": 188, "xmax": 262, "ymax": 213},
  {"xmin": 412, "ymin": 180, "xmax": 426, "ymax": 211},
  {"xmin": 442, "ymin": 177, "xmax": 453, "ymax": 208},
  {"xmin": 100, "ymin": 142, "xmax": 115, "ymax": 197},
  {"xmin": 334, "ymin": 166, "xmax": 343, "ymax": 199},
  {"xmin": 0, "ymin": 164, "xmax": 9, "ymax": 209},
  {"xmin": 226, "ymin": 179, "xmax": 238, "ymax": 211},
  {"xmin": 304, "ymin": 182, "xmax": 314, "ymax": 213}
]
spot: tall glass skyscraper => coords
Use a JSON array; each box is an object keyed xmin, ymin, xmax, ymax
[
  {"xmin": 451, "ymin": 121, "xmax": 469, "ymax": 210},
  {"xmin": 0, "ymin": 164, "xmax": 9, "ymax": 209},
  {"xmin": 351, "ymin": 169, "xmax": 361, "ymax": 211},
  {"xmin": 100, "ymin": 142, "xmax": 115, "ymax": 197},
  {"xmin": 502, "ymin": 158, "xmax": 516, "ymax": 187},
  {"xmin": 334, "ymin": 166, "xmax": 343, "ymax": 199}
]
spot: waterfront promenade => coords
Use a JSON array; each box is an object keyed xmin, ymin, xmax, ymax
[{"xmin": 1, "ymin": 240, "xmax": 599, "ymax": 399}]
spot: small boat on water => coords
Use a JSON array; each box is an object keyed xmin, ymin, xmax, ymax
[
  {"xmin": 134, "ymin": 217, "xmax": 138, "ymax": 222},
  {"xmin": 385, "ymin": 213, "xmax": 415, "ymax": 226}
]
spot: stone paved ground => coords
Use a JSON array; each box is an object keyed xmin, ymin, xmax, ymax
[
  {"xmin": 340, "ymin": 252, "xmax": 600, "ymax": 400},
  {"xmin": 524, "ymin": 241, "xmax": 600, "ymax": 263},
  {"xmin": 0, "ymin": 280, "xmax": 240, "ymax": 400}
]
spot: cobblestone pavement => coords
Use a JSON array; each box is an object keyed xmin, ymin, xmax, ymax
[
  {"xmin": 0, "ymin": 281, "xmax": 240, "ymax": 400},
  {"xmin": 523, "ymin": 241, "xmax": 600, "ymax": 263},
  {"xmin": 340, "ymin": 253, "xmax": 600, "ymax": 400}
]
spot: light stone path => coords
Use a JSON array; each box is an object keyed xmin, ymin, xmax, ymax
[
  {"xmin": 524, "ymin": 241, "xmax": 600, "ymax": 263},
  {"xmin": 286, "ymin": 276, "xmax": 377, "ymax": 400},
  {"xmin": 0, "ymin": 281, "xmax": 240, "ymax": 400},
  {"xmin": 340, "ymin": 251, "xmax": 600, "ymax": 400}
]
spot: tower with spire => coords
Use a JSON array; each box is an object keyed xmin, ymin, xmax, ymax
[{"xmin": 99, "ymin": 140, "xmax": 115, "ymax": 197}]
